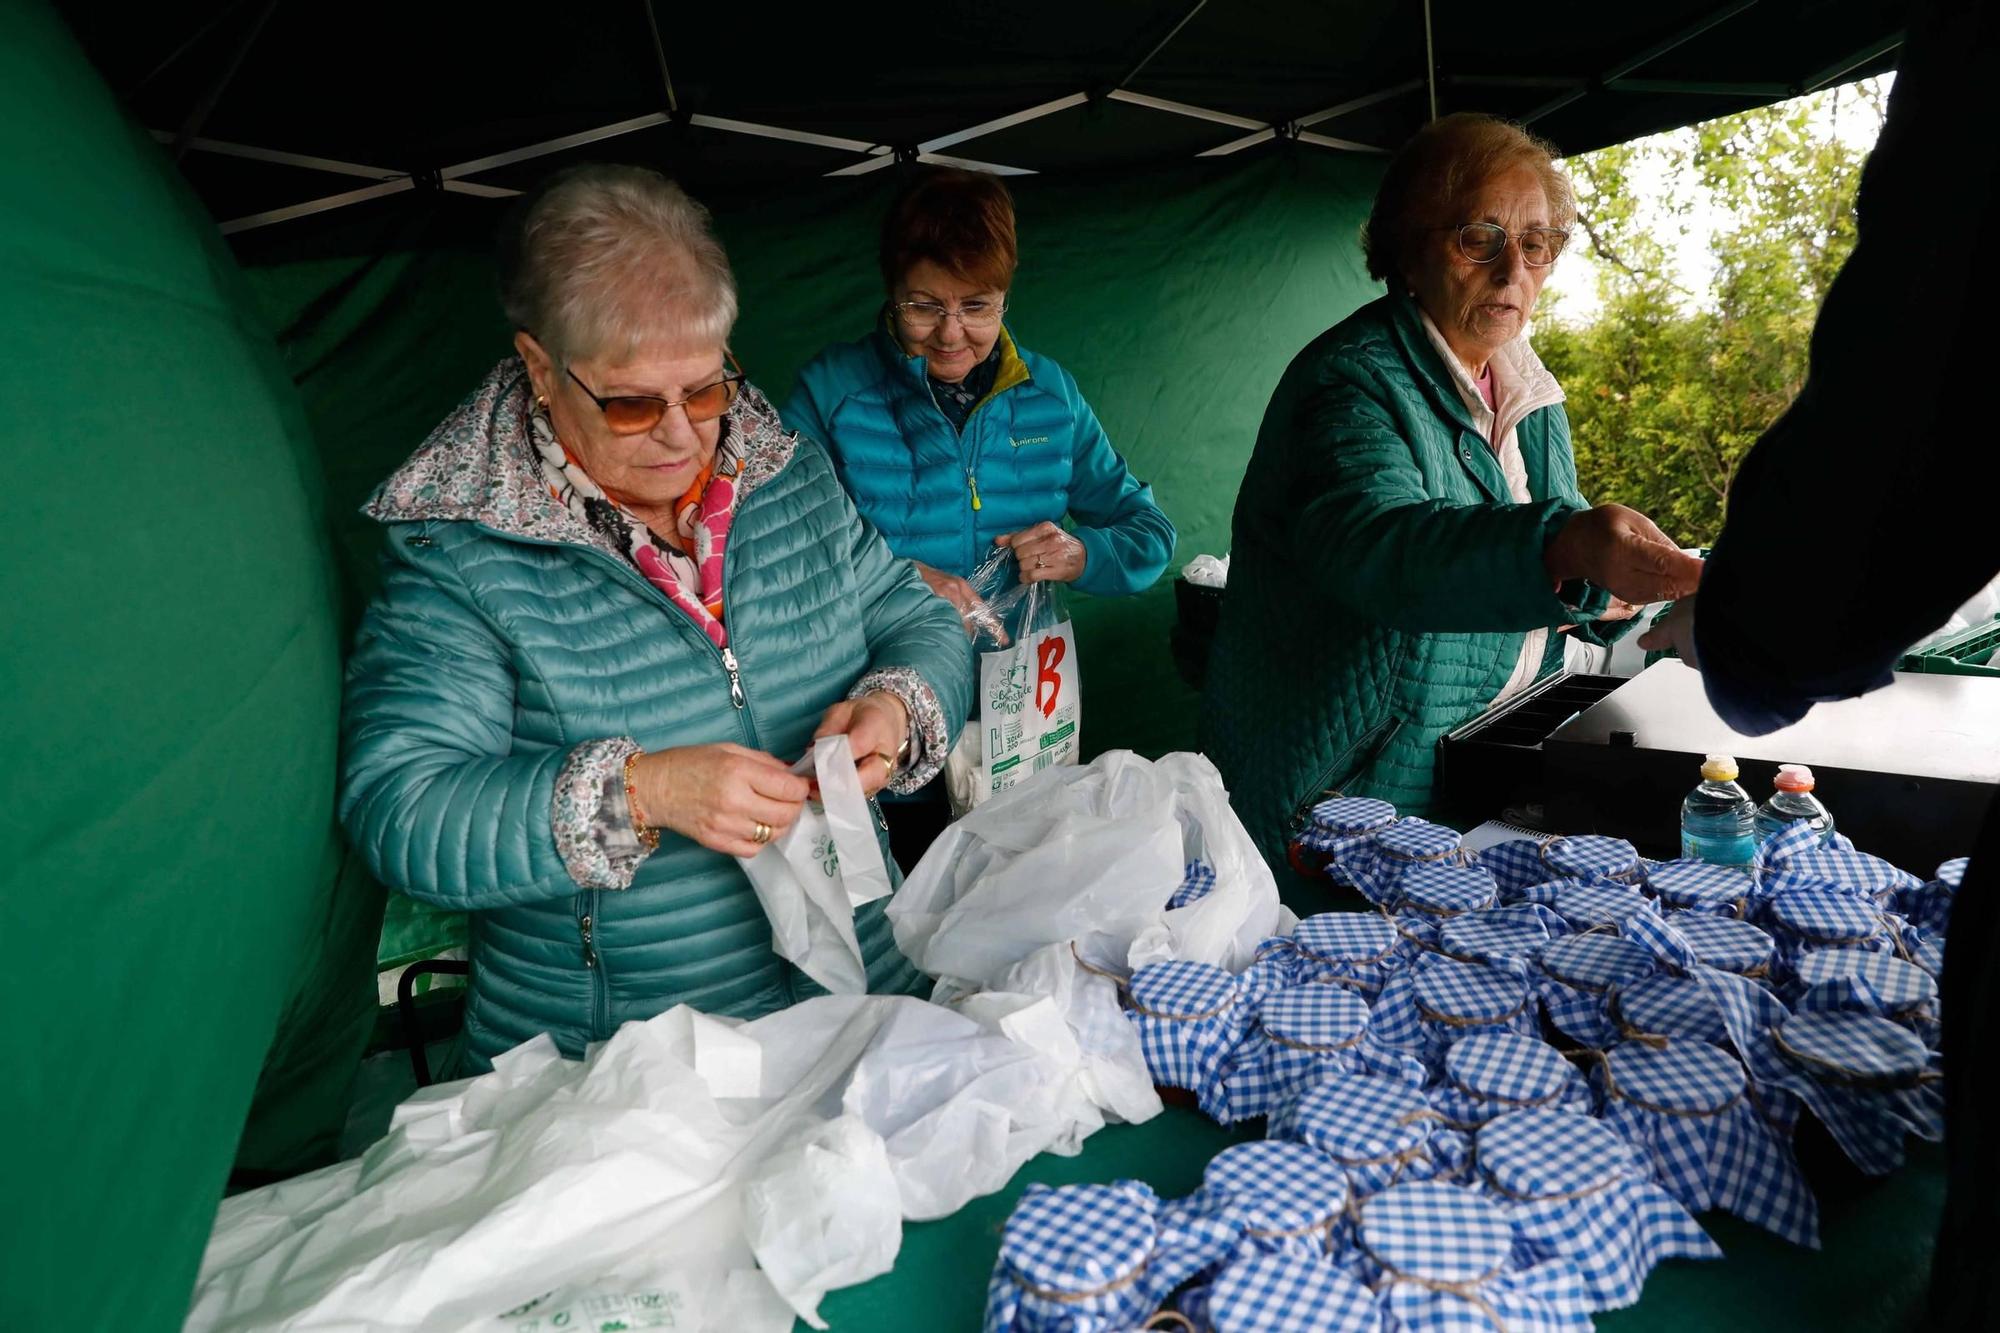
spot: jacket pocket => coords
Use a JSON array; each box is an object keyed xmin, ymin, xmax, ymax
[{"xmin": 1286, "ymin": 715, "xmax": 1405, "ymax": 833}]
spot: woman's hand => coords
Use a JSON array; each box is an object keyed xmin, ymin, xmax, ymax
[
  {"xmin": 1544, "ymin": 505, "xmax": 1703, "ymax": 606},
  {"xmin": 814, "ymin": 691, "xmax": 912, "ymax": 797},
  {"xmin": 914, "ymin": 560, "xmax": 1008, "ymax": 644},
  {"xmin": 628, "ymin": 744, "xmax": 811, "ymax": 858},
  {"xmin": 1637, "ymin": 596, "xmax": 1700, "ymax": 665},
  {"xmin": 997, "ymin": 522, "xmax": 1087, "ymax": 584}
]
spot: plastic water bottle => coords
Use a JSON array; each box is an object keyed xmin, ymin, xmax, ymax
[
  {"xmin": 1754, "ymin": 764, "xmax": 1836, "ymax": 847},
  {"xmin": 1680, "ymin": 754, "xmax": 1758, "ymax": 869}
]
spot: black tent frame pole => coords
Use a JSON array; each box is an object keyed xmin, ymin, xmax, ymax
[
  {"xmin": 1423, "ymin": 0, "xmax": 1439, "ymax": 122},
  {"xmin": 1118, "ymin": 0, "xmax": 1208, "ymax": 90},
  {"xmin": 1520, "ymin": 0, "xmax": 1761, "ymax": 126},
  {"xmin": 1800, "ymin": 30, "xmax": 1904, "ymax": 95},
  {"xmin": 641, "ymin": 0, "xmax": 680, "ymax": 115},
  {"xmin": 170, "ymin": 0, "xmax": 280, "ymax": 162}
]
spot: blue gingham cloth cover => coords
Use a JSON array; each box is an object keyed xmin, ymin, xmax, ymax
[
  {"xmin": 1762, "ymin": 845, "xmax": 1920, "ymax": 909},
  {"xmin": 1371, "ymin": 954, "xmax": 1539, "ymax": 1071},
  {"xmin": 1592, "ymin": 1037, "xmax": 1819, "ymax": 1247},
  {"xmin": 1222, "ymin": 984, "xmax": 1422, "ymax": 1122},
  {"xmin": 1126, "ymin": 960, "xmax": 1253, "ymax": 1121},
  {"xmin": 1297, "ymin": 795, "xmax": 1401, "ymax": 863},
  {"xmin": 983, "ymin": 1180, "xmax": 1242, "ymax": 1332},
  {"xmin": 1168, "ymin": 860, "xmax": 1219, "ymax": 910},
  {"xmin": 1198, "ymin": 1140, "xmax": 1353, "ymax": 1258},
  {"xmin": 1436, "ymin": 905, "xmax": 1564, "ymax": 966},
  {"xmin": 1895, "ymin": 856, "xmax": 1964, "ymax": 939},
  {"xmin": 1249, "ymin": 912, "xmax": 1400, "ymax": 1001},
  {"xmin": 1708, "ymin": 968, "xmax": 1945, "ymax": 1178},
  {"xmin": 1761, "ymin": 887, "xmax": 1895, "ymax": 985},
  {"xmin": 1534, "ymin": 933, "xmax": 1658, "ymax": 1049},
  {"xmin": 1333, "ymin": 819, "xmax": 1467, "ymax": 909},
  {"xmin": 1642, "ymin": 859, "xmax": 1754, "ymax": 915},
  {"xmin": 1430, "ymin": 1031, "xmax": 1595, "ymax": 1130},
  {"xmin": 1387, "ymin": 865, "xmax": 1503, "ymax": 964},
  {"xmin": 1667, "ymin": 912, "xmax": 1778, "ymax": 978},
  {"xmin": 1542, "ymin": 834, "xmax": 1644, "ymax": 885},
  {"xmin": 1352, "ymin": 1181, "xmax": 1593, "ymax": 1333},
  {"xmin": 1473, "ymin": 1108, "xmax": 1721, "ymax": 1310},
  {"xmin": 1271, "ymin": 1073, "xmax": 1459, "ymax": 1196},
  {"xmin": 1196, "ymin": 1251, "xmax": 1384, "ymax": 1333},
  {"xmin": 1612, "ymin": 972, "xmax": 1731, "ymax": 1047},
  {"xmin": 1794, "ymin": 950, "xmax": 1938, "ymax": 1023}
]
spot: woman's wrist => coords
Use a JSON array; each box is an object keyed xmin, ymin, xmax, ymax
[{"xmin": 623, "ymin": 749, "xmax": 662, "ymax": 850}]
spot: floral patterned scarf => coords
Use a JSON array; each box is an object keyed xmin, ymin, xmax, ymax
[{"xmin": 528, "ymin": 405, "xmax": 741, "ymax": 647}]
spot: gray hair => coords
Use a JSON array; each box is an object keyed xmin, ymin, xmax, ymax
[
  {"xmin": 1362, "ymin": 113, "xmax": 1577, "ymax": 286},
  {"xmin": 498, "ymin": 164, "xmax": 738, "ymax": 364}
]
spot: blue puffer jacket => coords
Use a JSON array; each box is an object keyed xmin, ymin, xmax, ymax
[
  {"xmin": 784, "ymin": 325, "xmax": 1175, "ymax": 594},
  {"xmin": 339, "ymin": 360, "xmax": 971, "ymax": 1073}
]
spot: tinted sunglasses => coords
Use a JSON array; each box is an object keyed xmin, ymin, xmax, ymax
[{"xmin": 563, "ymin": 353, "xmax": 745, "ymax": 435}]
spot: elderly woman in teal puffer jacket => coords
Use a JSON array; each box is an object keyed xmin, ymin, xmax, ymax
[
  {"xmin": 340, "ymin": 165, "xmax": 970, "ymax": 1074},
  {"xmin": 1202, "ymin": 115, "xmax": 1702, "ymax": 874},
  {"xmin": 786, "ymin": 167, "xmax": 1174, "ymax": 866}
]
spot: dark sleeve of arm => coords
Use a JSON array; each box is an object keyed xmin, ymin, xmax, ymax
[{"xmin": 1694, "ymin": 3, "xmax": 2000, "ymax": 734}]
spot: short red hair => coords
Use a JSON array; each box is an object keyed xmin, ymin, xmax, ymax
[{"xmin": 879, "ymin": 167, "xmax": 1018, "ymax": 294}]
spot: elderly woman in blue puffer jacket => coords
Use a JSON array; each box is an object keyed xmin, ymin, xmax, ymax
[
  {"xmin": 340, "ymin": 164, "xmax": 970, "ymax": 1074},
  {"xmin": 786, "ymin": 167, "xmax": 1175, "ymax": 866}
]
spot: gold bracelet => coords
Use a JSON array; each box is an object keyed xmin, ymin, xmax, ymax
[{"xmin": 624, "ymin": 750, "xmax": 661, "ymax": 852}]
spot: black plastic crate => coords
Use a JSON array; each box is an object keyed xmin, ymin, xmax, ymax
[{"xmin": 1437, "ymin": 672, "xmax": 1625, "ymax": 827}]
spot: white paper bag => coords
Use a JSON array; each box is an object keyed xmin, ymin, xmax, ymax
[{"xmin": 738, "ymin": 736, "xmax": 893, "ymax": 994}]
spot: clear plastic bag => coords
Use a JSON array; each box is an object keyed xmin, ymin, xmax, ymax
[{"xmin": 946, "ymin": 548, "xmax": 1081, "ymax": 813}]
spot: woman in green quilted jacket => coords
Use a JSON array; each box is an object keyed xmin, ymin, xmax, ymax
[
  {"xmin": 339, "ymin": 165, "xmax": 971, "ymax": 1073},
  {"xmin": 1201, "ymin": 114, "xmax": 1703, "ymax": 873}
]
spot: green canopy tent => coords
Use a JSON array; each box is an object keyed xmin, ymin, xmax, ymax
[{"xmin": 5, "ymin": 1, "xmax": 1912, "ymax": 1327}]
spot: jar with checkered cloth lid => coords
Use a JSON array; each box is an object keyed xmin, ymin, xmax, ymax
[
  {"xmin": 1892, "ymin": 853, "xmax": 1964, "ymax": 942},
  {"xmin": 1437, "ymin": 906, "xmax": 1558, "ymax": 967},
  {"xmin": 1763, "ymin": 886, "xmax": 1893, "ymax": 986},
  {"xmin": 1669, "ymin": 913, "xmax": 1777, "ymax": 979},
  {"xmin": 1472, "ymin": 1108, "xmax": 1720, "ymax": 1310},
  {"xmin": 1795, "ymin": 950, "xmax": 1938, "ymax": 1030},
  {"xmin": 1333, "ymin": 818, "xmax": 1465, "ymax": 909},
  {"xmin": 1250, "ymin": 912, "xmax": 1399, "ymax": 1001},
  {"xmin": 1763, "ymin": 846, "xmax": 1919, "ymax": 909},
  {"xmin": 1431, "ymin": 1031, "xmax": 1594, "ymax": 1130},
  {"xmin": 1168, "ymin": 860, "xmax": 1219, "ymax": 910},
  {"xmin": 1269, "ymin": 1073, "xmax": 1453, "ymax": 1197},
  {"xmin": 1643, "ymin": 859, "xmax": 1753, "ymax": 915},
  {"xmin": 1720, "ymin": 995, "xmax": 1945, "ymax": 1179},
  {"xmin": 1219, "ymin": 984, "xmax": 1410, "ymax": 1122},
  {"xmin": 1354, "ymin": 1180, "xmax": 1593, "ymax": 1332},
  {"xmin": 1293, "ymin": 796, "xmax": 1399, "ymax": 885},
  {"xmin": 1548, "ymin": 880, "xmax": 1652, "ymax": 931},
  {"xmin": 1592, "ymin": 1038, "xmax": 1818, "ymax": 1246},
  {"xmin": 1610, "ymin": 972, "xmax": 1730, "ymax": 1047},
  {"xmin": 1192, "ymin": 1251, "xmax": 1383, "ymax": 1333},
  {"xmin": 1201, "ymin": 1140, "xmax": 1353, "ymax": 1258},
  {"xmin": 1126, "ymin": 960, "xmax": 1252, "ymax": 1122},
  {"xmin": 1372, "ymin": 954, "xmax": 1539, "ymax": 1072},
  {"xmin": 981, "ymin": 1180, "xmax": 1242, "ymax": 1333},
  {"xmin": 1541, "ymin": 834, "xmax": 1643, "ymax": 885},
  {"xmin": 1535, "ymin": 934, "xmax": 1657, "ymax": 1049}
]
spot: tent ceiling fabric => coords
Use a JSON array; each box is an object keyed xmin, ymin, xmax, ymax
[{"xmin": 57, "ymin": 0, "xmax": 1904, "ymax": 235}]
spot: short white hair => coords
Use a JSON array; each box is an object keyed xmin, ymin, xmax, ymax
[{"xmin": 499, "ymin": 164, "xmax": 738, "ymax": 365}]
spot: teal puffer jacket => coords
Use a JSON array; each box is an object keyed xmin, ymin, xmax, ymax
[
  {"xmin": 1201, "ymin": 293, "xmax": 1624, "ymax": 870},
  {"xmin": 784, "ymin": 325, "xmax": 1175, "ymax": 595},
  {"xmin": 340, "ymin": 360, "xmax": 971, "ymax": 1072}
]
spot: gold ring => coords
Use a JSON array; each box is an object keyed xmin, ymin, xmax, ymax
[
  {"xmin": 873, "ymin": 751, "xmax": 897, "ymax": 776},
  {"xmin": 753, "ymin": 821, "xmax": 772, "ymax": 845}
]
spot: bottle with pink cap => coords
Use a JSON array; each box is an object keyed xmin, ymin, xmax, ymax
[{"xmin": 1753, "ymin": 763, "xmax": 1837, "ymax": 848}]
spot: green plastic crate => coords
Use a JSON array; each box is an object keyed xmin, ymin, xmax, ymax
[{"xmin": 1901, "ymin": 617, "xmax": 2000, "ymax": 678}]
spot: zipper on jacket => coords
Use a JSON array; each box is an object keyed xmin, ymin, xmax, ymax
[
  {"xmin": 580, "ymin": 910, "xmax": 597, "ymax": 969},
  {"xmin": 967, "ymin": 474, "xmax": 982, "ymax": 511},
  {"xmin": 720, "ymin": 647, "xmax": 747, "ymax": 709}
]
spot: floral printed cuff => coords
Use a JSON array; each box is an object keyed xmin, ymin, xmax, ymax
[
  {"xmin": 552, "ymin": 736, "xmax": 650, "ymax": 890},
  {"xmin": 849, "ymin": 667, "xmax": 949, "ymax": 795}
]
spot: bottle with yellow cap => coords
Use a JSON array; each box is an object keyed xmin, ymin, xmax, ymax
[
  {"xmin": 1680, "ymin": 753, "xmax": 1758, "ymax": 869},
  {"xmin": 1753, "ymin": 763, "xmax": 1836, "ymax": 848}
]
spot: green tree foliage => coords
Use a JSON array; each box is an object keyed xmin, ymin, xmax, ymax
[{"xmin": 1536, "ymin": 80, "xmax": 1887, "ymax": 545}]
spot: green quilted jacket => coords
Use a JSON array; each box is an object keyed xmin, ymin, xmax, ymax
[
  {"xmin": 1201, "ymin": 292, "xmax": 1622, "ymax": 869},
  {"xmin": 340, "ymin": 360, "xmax": 971, "ymax": 1072}
]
